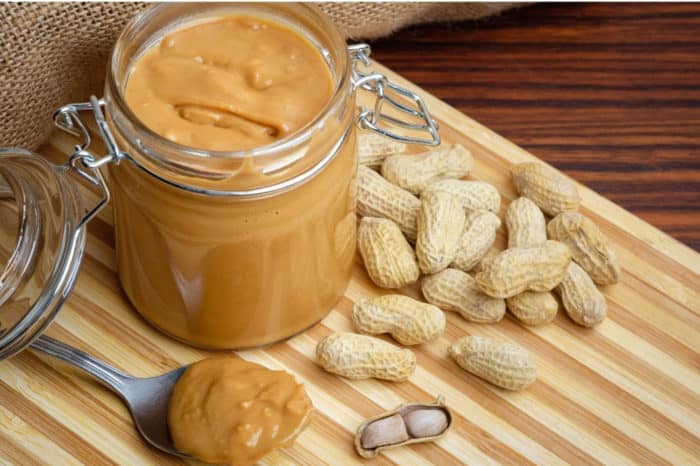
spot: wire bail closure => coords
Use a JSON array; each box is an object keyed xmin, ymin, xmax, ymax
[
  {"xmin": 52, "ymin": 96, "xmax": 119, "ymax": 228},
  {"xmin": 349, "ymin": 43, "xmax": 440, "ymax": 146}
]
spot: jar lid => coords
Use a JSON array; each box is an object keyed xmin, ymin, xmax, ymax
[{"xmin": 0, "ymin": 148, "xmax": 86, "ymax": 359}]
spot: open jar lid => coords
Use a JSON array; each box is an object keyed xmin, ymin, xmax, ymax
[{"xmin": 0, "ymin": 148, "xmax": 86, "ymax": 359}]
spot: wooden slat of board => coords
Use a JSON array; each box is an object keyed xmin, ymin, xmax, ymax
[{"xmin": 1, "ymin": 64, "xmax": 699, "ymax": 465}]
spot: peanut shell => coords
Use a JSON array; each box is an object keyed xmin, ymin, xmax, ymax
[
  {"xmin": 357, "ymin": 165, "xmax": 420, "ymax": 241},
  {"xmin": 381, "ymin": 144, "xmax": 473, "ymax": 194},
  {"xmin": 511, "ymin": 162, "xmax": 581, "ymax": 216},
  {"xmin": 423, "ymin": 179, "xmax": 501, "ymax": 214},
  {"xmin": 558, "ymin": 261, "xmax": 607, "ymax": 327},
  {"xmin": 449, "ymin": 335, "xmax": 537, "ymax": 390},
  {"xmin": 316, "ymin": 332, "xmax": 416, "ymax": 381},
  {"xmin": 506, "ymin": 291, "xmax": 558, "ymax": 326},
  {"xmin": 355, "ymin": 396, "xmax": 451, "ymax": 458},
  {"xmin": 505, "ymin": 197, "xmax": 547, "ymax": 248},
  {"xmin": 452, "ymin": 210, "xmax": 502, "ymax": 272},
  {"xmin": 547, "ymin": 212, "xmax": 620, "ymax": 285},
  {"xmin": 358, "ymin": 131, "xmax": 407, "ymax": 169},
  {"xmin": 475, "ymin": 240, "xmax": 571, "ymax": 298},
  {"xmin": 416, "ymin": 191, "xmax": 466, "ymax": 274},
  {"xmin": 352, "ymin": 295, "xmax": 445, "ymax": 345},
  {"xmin": 421, "ymin": 268, "xmax": 506, "ymax": 323},
  {"xmin": 358, "ymin": 217, "xmax": 419, "ymax": 289}
]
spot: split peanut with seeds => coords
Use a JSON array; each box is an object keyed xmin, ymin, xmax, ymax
[
  {"xmin": 352, "ymin": 295, "xmax": 445, "ymax": 345},
  {"xmin": 416, "ymin": 191, "xmax": 466, "ymax": 274},
  {"xmin": 355, "ymin": 397, "xmax": 451, "ymax": 458},
  {"xmin": 381, "ymin": 144, "xmax": 473, "ymax": 194},
  {"xmin": 449, "ymin": 335, "xmax": 537, "ymax": 390},
  {"xmin": 421, "ymin": 268, "xmax": 506, "ymax": 323},
  {"xmin": 357, "ymin": 165, "xmax": 420, "ymax": 241},
  {"xmin": 357, "ymin": 217, "xmax": 419, "ymax": 289}
]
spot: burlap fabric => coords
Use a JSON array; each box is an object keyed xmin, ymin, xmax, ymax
[{"xmin": 0, "ymin": 2, "xmax": 518, "ymax": 151}]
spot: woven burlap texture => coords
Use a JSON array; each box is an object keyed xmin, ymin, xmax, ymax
[{"xmin": 0, "ymin": 2, "xmax": 516, "ymax": 151}]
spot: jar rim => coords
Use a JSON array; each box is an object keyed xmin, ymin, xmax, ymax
[{"xmin": 106, "ymin": 2, "xmax": 351, "ymax": 162}]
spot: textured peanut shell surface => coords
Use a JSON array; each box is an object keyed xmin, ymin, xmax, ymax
[
  {"xmin": 506, "ymin": 291, "xmax": 559, "ymax": 326},
  {"xmin": 475, "ymin": 240, "xmax": 572, "ymax": 298},
  {"xmin": 449, "ymin": 335, "xmax": 537, "ymax": 391},
  {"xmin": 558, "ymin": 261, "xmax": 608, "ymax": 327},
  {"xmin": 381, "ymin": 144, "xmax": 473, "ymax": 194},
  {"xmin": 357, "ymin": 165, "xmax": 420, "ymax": 241},
  {"xmin": 357, "ymin": 217, "xmax": 419, "ymax": 289},
  {"xmin": 423, "ymin": 179, "xmax": 501, "ymax": 214},
  {"xmin": 511, "ymin": 162, "xmax": 581, "ymax": 216},
  {"xmin": 547, "ymin": 212, "xmax": 620, "ymax": 285},
  {"xmin": 352, "ymin": 295, "xmax": 446, "ymax": 345},
  {"xmin": 421, "ymin": 268, "xmax": 506, "ymax": 323},
  {"xmin": 358, "ymin": 131, "xmax": 407, "ymax": 169},
  {"xmin": 316, "ymin": 332, "xmax": 416, "ymax": 381},
  {"xmin": 416, "ymin": 191, "xmax": 466, "ymax": 274},
  {"xmin": 505, "ymin": 196, "xmax": 547, "ymax": 248},
  {"xmin": 452, "ymin": 210, "xmax": 502, "ymax": 272}
]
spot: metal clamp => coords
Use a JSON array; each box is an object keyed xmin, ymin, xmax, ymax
[
  {"xmin": 52, "ymin": 96, "xmax": 122, "ymax": 228},
  {"xmin": 349, "ymin": 43, "xmax": 440, "ymax": 146}
]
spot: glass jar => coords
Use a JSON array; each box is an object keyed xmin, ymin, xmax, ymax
[{"xmin": 0, "ymin": 3, "xmax": 439, "ymax": 356}]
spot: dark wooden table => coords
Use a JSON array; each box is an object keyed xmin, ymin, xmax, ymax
[{"xmin": 369, "ymin": 3, "xmax": 700, "ymax": 251}]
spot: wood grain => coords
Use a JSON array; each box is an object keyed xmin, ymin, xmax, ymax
[
  {"xmin": 0, "ymin": 64, "xmax": 699, "ymax": 465},
  {"xmin": 368, "ymin": 3, "xmax": 700, "ymax": 251}
]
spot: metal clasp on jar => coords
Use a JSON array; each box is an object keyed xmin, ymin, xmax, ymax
[
  {"xmin": 349, "ymin": 43, "xmax": 440, "ymax": 146},
  {"xmin": 52, "ymin": 96, "xmax": 123, "ymax": 228}
]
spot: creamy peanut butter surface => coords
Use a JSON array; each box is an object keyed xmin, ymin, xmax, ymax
[
  {"xmin": 125, "ymin": 16, "xmax": 333, "ymax": 151},
  {"xmin": 110, "ymin": 15, "xmax": 357, "ymax": 349},
  {"xmin": 169, "ymin": 357, "xmax": 312, "ymax": 465}
]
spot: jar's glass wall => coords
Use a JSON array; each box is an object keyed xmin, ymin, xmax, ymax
[{"xmin": 103, "ymin": 3, "xmax": 358, "ymax": 349}]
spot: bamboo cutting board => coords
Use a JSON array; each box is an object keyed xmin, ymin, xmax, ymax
[{"xmin": 1, "ymin": 63, "xmax": 699, "ymax": 465}]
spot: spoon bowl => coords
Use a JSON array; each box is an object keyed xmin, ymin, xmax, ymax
[{"xmin": 30, "ymin": 335, "xmax": 191, "ymax": 458}]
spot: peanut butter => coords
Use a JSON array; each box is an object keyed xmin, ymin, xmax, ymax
[
  {"xmin": 125, "ymin": 16, "xmax": 333, "ymax": 151},
  {"xmin": 110, "ymin": 15, "xmax": 357, "ymax": 349},
  {"xmin": 169, "ymin": 357, "xmax": 312, "ymax": 465}
]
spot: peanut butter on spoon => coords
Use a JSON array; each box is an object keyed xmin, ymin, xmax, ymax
[{"xmin": 168, "ymin": 357, "xmax": 313, "ymax": 465}]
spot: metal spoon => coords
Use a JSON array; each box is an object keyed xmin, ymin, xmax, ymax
[{"xmin": 30, "ymin": 335, "xmax": 189, "ymax": 458}]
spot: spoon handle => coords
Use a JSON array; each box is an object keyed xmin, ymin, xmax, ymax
[{"xmin": 30, "ymin": 335, "xmax": 131, "ymax": 395}]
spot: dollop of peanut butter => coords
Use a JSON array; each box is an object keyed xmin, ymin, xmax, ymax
[
  {"xmin": 125, "ymin": 16, "xmax": 333, "ymax": 151},
  {"xmin": 169, "ymin": 357, "xmax": 313, "ymax": 465}
]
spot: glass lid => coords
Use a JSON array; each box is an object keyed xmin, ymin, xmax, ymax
[{"xmin": 0, "ymin": 148, "xmax": 86, "ymax": 359}]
